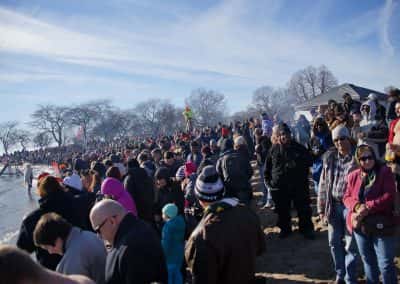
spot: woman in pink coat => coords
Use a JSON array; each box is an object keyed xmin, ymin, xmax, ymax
[
  {"xmin": 343, "ymin": 144, "xmax": 397, "ymax": 284},
  {"xmin": 101, "ymin": 177, "xmax": 138, "ymax": 216}
]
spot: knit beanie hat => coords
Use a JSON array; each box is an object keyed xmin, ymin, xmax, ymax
[
  {"xmin": 63, "ymin": 173, "xmax": 83, "ymax": 191},
  {"xmin": 175, "ymin": 165, "xmax": 186, "ymax": 181},
  {"xmin": 331, "ymin": 125, "xmax": 350, "ymax": 141},
  {"xmin": 195, "ymin": 165, "xmax": 224, "ymax": 202},
  {"xmin": 162, "ymin": 203, "xmax": 178, "ymax": 219}
]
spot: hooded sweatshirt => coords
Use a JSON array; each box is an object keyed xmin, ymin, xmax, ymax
[
  {"xmin": 101, "ymin": 177, "xmax": 137, "ymax": 216},
  {"xmin": 359, "ymin": 100, "xmax": 380, "ymax": 157}
]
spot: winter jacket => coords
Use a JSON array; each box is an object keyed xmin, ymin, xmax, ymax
[
  {"xmin": 364, "ymin": 120, "xmax": 388, "ymax": 157},
  {"xmin": 161, "ymin": 215, "xmax": 186, "ymax": 266},
  {"xmin": 17, "ymin": 190, "xmax": 81, "ymax": 270},
  {"xmin": 124, "ymin": 167, "xmax": 155, "ymax": 223},
  {"xmin": 264, "ymin": 141, "xmax": 312, "ymax": 190},
  {"xmin": 359, "ymin": 100, "xmax": 380, "ymax": 156},
  {"xmin": 309, "ymin": 132, "xmax": 333, "ymax": 182},
  {"xmin": 183, "ymin": 173, "xmax": 198, "ymax": 207},
  {"xmin": 57, "ymin": 227, "xmax": 106, "ymax": 284},
  {"xmin": 343, "ymin": 165, "xmax": 396, "ymax": 233},
  {"xmin": 105, "ymin": 214, "xmax": 167, "ymax": 284},
  {"xmin": 261, "ymin": 118, "xmax": 273, "ymax": 137},
  {"xmin": 185, "ymin": 198, "xmax": 266, "ymax": 284},
  {"xmin": 101, "ymin": 177, "xmax": 137, "ymax": 216},
  {"xmin": 23, "ymin": 165, "xmax": 33, "ymax": 186},
  {"xmin": 216, "ymin": 149, "xmax": 253, "ymax": 197}
]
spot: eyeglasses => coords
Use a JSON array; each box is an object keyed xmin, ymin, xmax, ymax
[
  {"xmin": 333, "ymin": 137, "xmax": 346, "ymax": 143},
  {"xmin": 359, "ymin": 155, "xmax": 374, "ymax": 162},
  {"xmin": 94, "ymin": 218, "xmax": 109, "ymax": 235}
]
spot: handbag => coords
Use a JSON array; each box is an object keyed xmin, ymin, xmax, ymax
[{"xmin": 359, "ymin": 214, "xmax": 396, "ymax": 237}]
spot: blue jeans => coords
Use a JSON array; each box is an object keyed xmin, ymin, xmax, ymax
[
  {"xmin": 353, "ymin": 231, "xmax": 397, "ymax": 284},
  {"xmin": 259, "ymin": 164, "xmax": 272, "ymax": 204},
  {"xmin": 328, "ymin": 203, "xmax": 358, "ymax": 283},
  {"xmin": 167, "ymin": 264, "xmax": 183, "ymax": 284}
]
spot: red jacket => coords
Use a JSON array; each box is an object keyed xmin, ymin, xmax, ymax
[{"xmin": 343, "ymin": 165, "xmax": 396, "ymax": 233}]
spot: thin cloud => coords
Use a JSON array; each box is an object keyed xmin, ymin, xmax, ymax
[
  {"xmin": 380, "ymin": 0, "xmax": 395, "ymax": 57},
  {"xmin": 0, "ymin": 0, "xmax": 399, "ymax": 103}
]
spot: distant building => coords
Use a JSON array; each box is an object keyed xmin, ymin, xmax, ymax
[{"xmin": 295, "ymin": 83, "xmax": 386, "ymax": 111}]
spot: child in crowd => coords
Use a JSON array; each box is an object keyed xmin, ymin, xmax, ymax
[{"xmin": 161, "ymin": 203, "xmax": 186, "ymax": 284}]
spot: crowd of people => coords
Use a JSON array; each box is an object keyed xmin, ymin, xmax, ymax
[{"xmin": 1, "ymin": 88, "xmax": 400, "ymax": 283}]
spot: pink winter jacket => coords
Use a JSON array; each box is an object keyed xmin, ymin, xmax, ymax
[
  {"xmin": 101, "ymin": 177, "xmax": 138, "ymax": 216},
  {"xmin": 343, "ymin": 165, "xmax": 396, "ymax": 233}
]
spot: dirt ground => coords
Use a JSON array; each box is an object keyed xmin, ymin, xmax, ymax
[{"xmin": 250, "ymin": 165, "xmax": 400, "ymax": 284}]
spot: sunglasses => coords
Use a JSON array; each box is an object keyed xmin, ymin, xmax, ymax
[
  {"xmin": 359, "ymin": 155, "xmax": 374, "ymax": 162},
  {"xmin": 333, "ymin": 137, "xmax": 346, "ymax": 143}
]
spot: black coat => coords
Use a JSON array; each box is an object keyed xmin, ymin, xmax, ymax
[
  {"xmin": 216, "ymin": 149, "xmax": 253, "ymax": 197},
  {"xmin": 124, "ymin": 167, "xmax": 155, "ymax": 223},
  {"xmin": 16, "ymin": 190, "xmax": 82, "ymax": 270},
  {"xmin": 105, "ymin": 214, "xmax": 167, "ymax": 284},
  {"xmin": 264, "ymin": 141, "xmax": 312, "ymax": 191}
]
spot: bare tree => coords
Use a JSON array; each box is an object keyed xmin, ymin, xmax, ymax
[
  {"xmin": 33, "ymin": 132, "xmax": 52, "ymax": 149},
  {"xmin": 230, "ymin": 106, "xmax": 260, "ymax": 123},
  {"xmin": 91, "ymin": 109, "xmax": 123, "ymax": 142},
  {"xmin": 252, "ymin": 86, "xmax": 274, "ymax": 115},
  {"xmin": 68, "ymin": 101, "xmax": 105, "ymax": 148},
  {"xmin": 317, "ymin": 65, "xmax": 338, "ymax": 94},
  {"xmin": 131, "ymin": 99, "xmax": 180, "ymax": 137},
  {"xmin": 15, "ymin": 130, "xmax": 31, "ymax": 151},
  {"xmin": 288, "ymin": 65, "xmax": 338, "ymax": 102},
  {"xmin": 185, "ymin": 89, "xmax": 227, "ymax": 127},
  {"xmin": 31, "ymin": 105, "xmax": 70, "ymax": 147},
  {"xmin": 0, "ymin": 121, "xmax": 19, "ymax": 155},
  {"xmin": 252, "ymin": 86, "xmax": 296, "ymax": 119}
]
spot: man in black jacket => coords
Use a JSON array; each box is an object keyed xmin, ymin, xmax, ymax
[
  {"xmin": 90, "ymin": 199, "xmax": 167, "ymax": 284},
  {"xmin": 264, "ymin": 123, "xmax": 315, "ymax": 239}
]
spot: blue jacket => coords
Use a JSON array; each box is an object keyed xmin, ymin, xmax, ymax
[
  {"xmin": 161, "ymin": 215, "xmax": 186, "ymax": 265},
  {"xmin": 310, "ymin": 132, "xmax": 333, "ymax": 182}
]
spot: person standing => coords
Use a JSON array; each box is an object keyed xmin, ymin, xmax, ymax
[
  {"xmin": 264, "ymin": 123, "xmax": 315, "ymax": 239},
  {"xmin": 185, "ymin": 166, "xmax": 266, "ymax": 284},
  {"xmin": 344, "ymin": 144, "xmax": 398, "ymax": 284},
  {"xmin": 161, "ymin": 204, "xmax": 186, "ymax": 284},
  {"xmin": 216, "ymin": 138, "xmax": 253, "ymax": 205},
  {"xmin": 24, "ymin": 163, "xmax": 33, "ymax": 195},
  {"xmin": 318, "ymin": 126, "xmax": 358, "ymax": 284},
  {"xmin": 90, "ymin": 199, "xmax": 167, "ymax": 284}
]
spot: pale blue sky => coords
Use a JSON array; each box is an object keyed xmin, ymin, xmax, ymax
[{"xmin": 0, "ymin": 0, "xmax": 399, "ymax": 123}]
